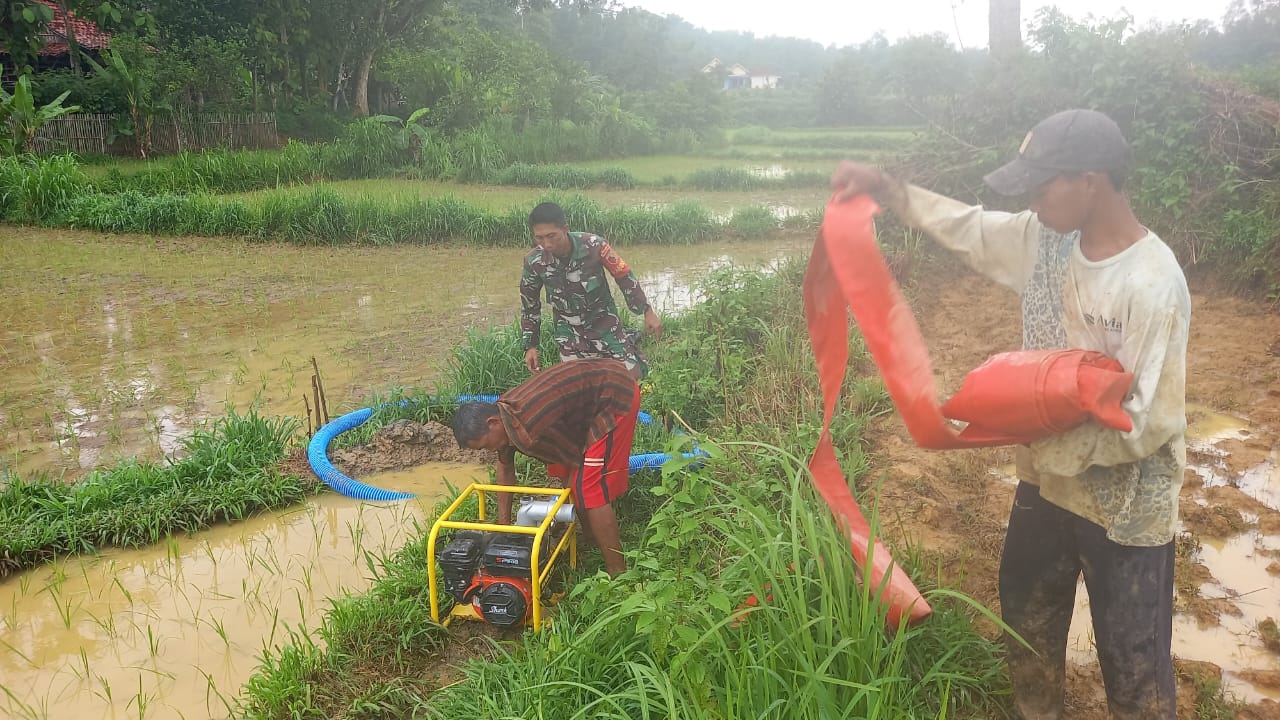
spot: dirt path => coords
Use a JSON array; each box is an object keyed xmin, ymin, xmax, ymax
[{"xmin": 867, "ymin": 264, "xmax": 1280, "ymax": 719}]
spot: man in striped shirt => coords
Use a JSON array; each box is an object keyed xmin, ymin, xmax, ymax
[{"xmin": 452, "ymin": 358, "xmax": 642, "ymax": 576}]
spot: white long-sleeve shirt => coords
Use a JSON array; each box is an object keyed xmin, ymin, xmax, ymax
[{"xmin": 892, "ymin": 184, "xmax": 1191, "ymax": 546}]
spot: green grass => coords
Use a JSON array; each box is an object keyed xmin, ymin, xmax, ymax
[
  {"xmin": 0, "ymin": 411, "xmax": 307, "ymax": 577},
  {"xmin": 51, "ymin": 185, "xmax": 818, "ymax": 246},
  {"xmin": 573, "ymin": 155, "xmax": 837, "ymax": 184},
  {"xmin": 228, "ymin": 178, "xmax": 830, "ymax": 213},
  {"xmin": 731, "ymin": 126, "xmax": 922, "ymax": 150},
  {"xmin": 234, "ymin": 259, "xmax": 1011, "ymax": 720}
]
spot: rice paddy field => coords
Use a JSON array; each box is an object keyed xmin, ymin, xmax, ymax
[
  {"xmin": 4, "ymin": 123, "xmax": 1278, "ymax": 719},
  {"xmin": 0, "ymin": 126, "xmax": 920, "ymax": 719}
]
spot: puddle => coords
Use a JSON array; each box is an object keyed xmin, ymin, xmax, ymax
[
  {"xmin": 1, "ymin": 231, "xmax": 808, "ymax": 478},
  {"xmin": 0, "ymin": 463, "xmax": 486, "ymax": 719},
  {"xmin": 1067, "ymin": 405, "xmax": 1280, "ymax": 703}
]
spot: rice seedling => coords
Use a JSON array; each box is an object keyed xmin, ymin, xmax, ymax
[
  {"xmin": 113, "ymin": 575, "xmax": 133, "ymax": 604},
  {"xmin": 199, "ymin": 668, "xmax": 238, "ymax": 717},
  {"xmin": 0, "ymin": 637, "xmax": 37, "ymax": 668},
  {"xmin": 205, "ymin": 615, "xmax": 231, "ymax": 648},
  {"xmin": 0, "ymin": 682, "xmax": 49, "ymax": 720},
  {"xmin": 50, "ymin": 588, "xmax": 76, "ymax": 630},
  {"xmin": 87, "ymin": 607, "xmax": 120, "ymax": 637},
  {"xmin": 94, "ymin": 676, "xmax": 113, "ymax": 705},
  {"xmin": 77, "ymin": 648, "xmax": 91, "ymax": 681},
  {"xmin": 129, "ymin": 676, "xmax": 153, "ymax": 719}
]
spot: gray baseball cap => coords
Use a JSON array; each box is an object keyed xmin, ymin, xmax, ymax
[{"xmin": 983, "ymin": 109, "xmax": 1133, "ymax": 196}]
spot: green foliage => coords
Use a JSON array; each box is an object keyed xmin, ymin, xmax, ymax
[
  {"xmin": 31, "ymin": 69, "xmax": 130, "ymax": 116},
  {"xmin": 0, "ymin": 0, "xmax": 54, "ymax": 72},
  {"xmin": 899, "ymin": 10, "xmax": 1280, "ymax": 293},
  {"xmin": 0, "ymin": 71, "xmax": 82, "ymax": 154},
  {"xmin": 644, "ymin": 267, "xmax": 793, "ymax": 427},
  {"xmin": 236, "ymin": 260, "xmax": 1010, "ymax": 720},
  {"xmin": 373, "ymin": 107, "xmax": 437, "ymax": 166},
  {"xmin": 0, "ymin": 153, "xmax": 86, "ymax": 223},
  {"xmin": 0, "ymin": 411, "xmax": 304, "ymax": 578},
  {"xmin": 85, "ymin": 45, "xmax": 169, "ymax": 158},
  {"xmin": 439, "ymin": 321, "xmax": 558, "ymax": 397}
]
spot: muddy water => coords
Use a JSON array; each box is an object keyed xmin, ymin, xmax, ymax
[
  {"xmin": 0, "ymin": 462, "xmax": 485, "ymax": 719},
  {"xmin": 0, "ymin": 229, "xmax": 807, "ymax": 477},
  {"xmin": 1065, "ymin": 406, "xmax": 1280, "ymax": 703}
]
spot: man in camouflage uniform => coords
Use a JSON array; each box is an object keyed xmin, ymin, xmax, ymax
[{"xmin": 521, "ymin": 202, "xmax": 662, "ymax": 380}]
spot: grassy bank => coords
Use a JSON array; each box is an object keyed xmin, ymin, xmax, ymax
[
  {"xmin": 234, "ymin": 261, "xmax": 1013, "ymax": 719},
  {"xmin": 0, "ymin": 411, "xmax": 305, "ymax": 578},
  {"xmin": 2, "ymin": 156, "xmax": 821, "ymax": 244}
]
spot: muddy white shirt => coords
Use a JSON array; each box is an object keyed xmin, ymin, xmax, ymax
[{"xmin": 891, "ymin": 184, "xmax": 1191, "ymax": 546}]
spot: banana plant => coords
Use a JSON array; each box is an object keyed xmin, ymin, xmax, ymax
[
  {"xmin": 0, "ymin": 68, "xmax": 82, "ymax": 154},
  {"xmin": 372, "ymin": 106, "xmax": 432, "ymax": 166},
  {"xmin": 85, "ymin": 50, "xmax": 165, "ymax": 158}
]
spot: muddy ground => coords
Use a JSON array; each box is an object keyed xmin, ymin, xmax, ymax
[
  {"xmin": 329, "ymin": 420, "xmax": 494, "ymax": 476},
  {"xmin": 870, "ymin": 265, "xmax": 1280, "ymax": 719}
]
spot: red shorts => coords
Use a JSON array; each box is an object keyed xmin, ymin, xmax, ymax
[{"xmin": 546, "ymin": 384, "xmax": 641, "ymax": 510}]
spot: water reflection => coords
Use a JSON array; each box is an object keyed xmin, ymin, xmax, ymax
[
  {"xmin": 0, "ymin": 463, "xmax": 485, "ymax": 720},
  {"xmin": 2, "ymin": 235, "xmax": 809, "ymax": 478}
]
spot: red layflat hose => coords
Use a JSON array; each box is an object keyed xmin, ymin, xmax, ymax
[{"xmin": 801, "ymin": 195, "xmax": 1135, "ymax": 628}]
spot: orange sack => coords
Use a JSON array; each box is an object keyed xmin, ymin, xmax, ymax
[{"xmin": 802, "ymin": 195, "xmax": 1136, "ymax": 629}]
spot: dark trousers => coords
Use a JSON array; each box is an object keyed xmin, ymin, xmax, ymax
[{"xmin": 1000, "ymin": 482, "xmax": 1176, "ymax": 720}]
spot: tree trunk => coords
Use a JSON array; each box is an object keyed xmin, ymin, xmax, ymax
[
  {"xmin": 353, "ymin": 48, "xmax": 374, "ymax": 117},
  {"xmin": 989, "ymin": 0, "xmax": 1022, "ymax": 60},
  {"xmin": 57, "ymin": 0, "xmax": 82, "ymax": 75}
]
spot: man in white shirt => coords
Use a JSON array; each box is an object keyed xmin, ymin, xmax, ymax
[{"xmin": 831, "ymin": 109, "xmax": 1190, "ymax": 720}]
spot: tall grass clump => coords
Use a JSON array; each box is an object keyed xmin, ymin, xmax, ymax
[
  {"xmin": 318, "ymin": 119, "xmax": 406, "ymax": 180},
  {"xmin": 439, "ymin": 320, "xmax": 559, "ymax": 397},
  {"xmin": 424, "ymin": 450, "xmax": 1009, "ymax": 720},
  {"xmin": 487, "ymin": 163, "xmax": 639, "ymax": 190},
  {"xmin": 0, "ymin": 411, "xmax": 307, "ymax": 577},
  {"xmin": 94, "ymin": 143, "xmax": 327, "ymax": 195},
  {"xmin": 0, "ymin": 154, "xmax": 87, "ymax": 223},
  {"xmin": 728, "ymin": 205, "xmax": 780, "ymax": 239}
]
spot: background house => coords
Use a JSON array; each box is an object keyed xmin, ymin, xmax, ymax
[
  {"xmin": 0, "ymin": 0, "xmax": 112, "ymax": 77},
  {"xmin": 702, "ymin": 57, "xmax": 782, "ymax": 90}
]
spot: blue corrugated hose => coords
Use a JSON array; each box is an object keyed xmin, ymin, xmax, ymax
[{"xmin": 307, "ymin": 397, "xmax": 702, "ymax": 500}]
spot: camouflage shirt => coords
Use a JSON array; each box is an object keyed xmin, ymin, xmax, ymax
[{"xmin": 520, "ymin": 232, "xmax": 651, "ymax": 378}]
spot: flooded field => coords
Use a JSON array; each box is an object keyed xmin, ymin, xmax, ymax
[
  {"xmin": 0, "ymin": 463, "xmax": 485, "ymax": 719},
  {"xmin": 0, "ymin": 228, "xmax": 809, "ymax": 478}
]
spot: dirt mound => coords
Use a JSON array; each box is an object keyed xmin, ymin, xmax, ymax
[{"xmin": 330, "ymin": 420, "xmax": 494, "ymax": 476}]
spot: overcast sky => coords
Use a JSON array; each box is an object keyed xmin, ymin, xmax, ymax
[{"xmin": 619, "ymin": 0, "xmax": 1233, "ymax": 50}]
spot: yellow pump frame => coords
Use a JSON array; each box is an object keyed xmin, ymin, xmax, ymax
[{"xmin": 427, "ymin": 484, "xmax": 577, "ymax": 631}]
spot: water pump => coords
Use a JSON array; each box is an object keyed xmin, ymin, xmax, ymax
[{"xmin": 434, "ymin": 494, "xmax": 576, "ymax": 628}]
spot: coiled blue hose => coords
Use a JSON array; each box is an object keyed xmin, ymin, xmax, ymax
[{"xmin": 307, "ymin": 397, "xmax": 700, "ymax": 500}]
